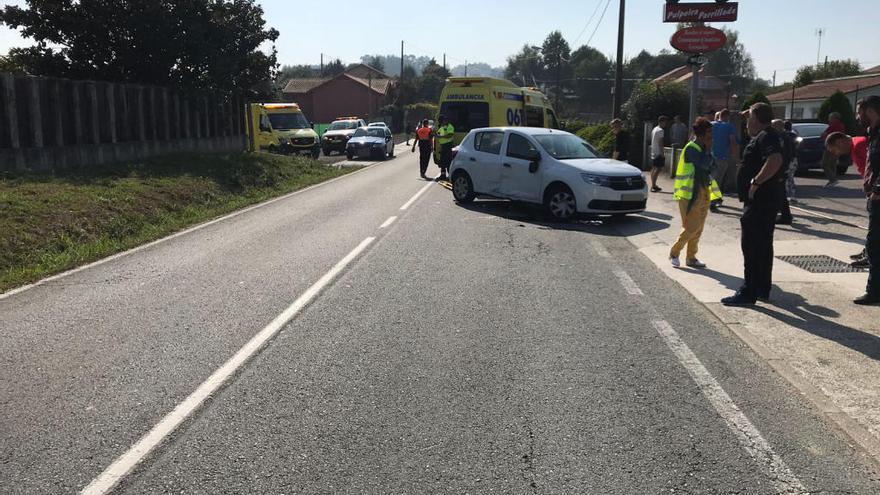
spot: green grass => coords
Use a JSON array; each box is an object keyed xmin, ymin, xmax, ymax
[{"xmin": 0, "ymin": 152, "xmax": 361, "ymax": 293}]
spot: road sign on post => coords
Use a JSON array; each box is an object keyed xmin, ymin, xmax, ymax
[
  {"xmin": 670, "ymin": 26, "xmax": 727, "ymax": 54},
  {"xmin": 663, "ymin": 2, "xmax": 738, "ymax": 23}
]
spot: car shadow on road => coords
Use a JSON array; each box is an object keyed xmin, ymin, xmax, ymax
[{"xmin": 457, "ymin": 199, "xmax": 670, "ymax": 236}]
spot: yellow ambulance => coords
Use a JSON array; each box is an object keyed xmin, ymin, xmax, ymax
[
  {"xmin": 245, "ymin": 103, "xmax": 321, "ymax": 158},
  {"xmin": 434, "ymin": 77, "xmax": 561, "ymax": 162}
]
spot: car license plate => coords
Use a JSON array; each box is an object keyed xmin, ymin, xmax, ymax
[
  {"xmin": 622, "ymin": 193, "xmax": 645, "ymax": 202},
  {"xmin": 358, "ymin": 149, "xmax": 371, "ymax": 158}
]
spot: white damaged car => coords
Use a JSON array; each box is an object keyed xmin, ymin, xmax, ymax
[{"xmin": 449, "ymin": 127, "xmax": 648, "ymax": 220}]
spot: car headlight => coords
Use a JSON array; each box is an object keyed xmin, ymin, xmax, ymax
[
  {"xmin": 581, "ymin": 173, "xmax": 612, "ymax": 187},
  {"xmin": 278, "ymin": 137, "xmax": 289, "ymax": 145}
]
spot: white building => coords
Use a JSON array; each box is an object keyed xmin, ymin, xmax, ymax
[{"xmin": 767, "ymin": 68, "xmax": 880, "ymax": 120}]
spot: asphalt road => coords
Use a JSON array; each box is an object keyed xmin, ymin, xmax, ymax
[{"xmin": 2, "ymin": 147, "xmax": 879, "ymax": 494}]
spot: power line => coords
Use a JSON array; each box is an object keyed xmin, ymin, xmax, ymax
[
  {"xmin": 585, "ymin": 0, "xmax": 613, "ymax": 47},
  {"xmin": 571, "ymin": 0, "xmax": 604, "ymax": 46}
]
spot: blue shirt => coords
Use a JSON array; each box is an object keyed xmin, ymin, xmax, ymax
[{"xmin": 712, "ymin": 121, "xmax": 738, "ymax": 160}]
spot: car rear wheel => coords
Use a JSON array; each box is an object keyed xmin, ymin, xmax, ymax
[
  {"xmin": 323, "ymin": 148, "xmax": 332, "ymax": 156},
  {"xmin": 452, "ymin": 171, "xmax": 476, "ymax": 203},
  {"xmin": 346, "ymin": 151, "xmax": 353, "ymax": 160},
  {"xmin": 546, "ymin": 184, "xmax": 577, "ymax": 221}
]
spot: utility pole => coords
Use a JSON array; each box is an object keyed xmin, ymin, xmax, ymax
[
  {"xmin": 815, "ymin": 28, "xmax": 825, "ymax": 66},
  {"xmin": 772, "ymin": 70, "xmax": 776, "ymax": 88},
  {"xmin": 465, "ymin": 60, "xmax": 468, "ymax": 77},
  {"xmin": 443, "ymin": 53, "xmax": 446, "ymax": 72},
  {"xmin": 320, "ymin": 53, "xmax": 324, "ymax": 77},
  {"xmin": 612, "ymin": 0, "xmax": 626, "ymax": 119},
  {"xmin": 400, "ymin": 41, "xmax": 405, "ymax": 79}
]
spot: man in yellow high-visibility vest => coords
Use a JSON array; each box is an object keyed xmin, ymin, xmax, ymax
[
  {"xmin": 670, "ymin": 117, "xmax": 722, "ymax": 269},
  {"xmin": 435, "ymin": 114, "xmax": 455, "ymax": 181}
]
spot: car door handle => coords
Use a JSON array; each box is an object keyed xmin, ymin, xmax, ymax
[
  {"xmin": 503, "ymin": 162, "xmax": 512, "ymax": 168},
  {"xmin": 469, "ymin": 157, "xmax": 476, "ymax": 162}
]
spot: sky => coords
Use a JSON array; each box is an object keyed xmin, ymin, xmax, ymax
[{"xmin": 1, "ymin": 0, "xmax": 878, "ymax": 85}]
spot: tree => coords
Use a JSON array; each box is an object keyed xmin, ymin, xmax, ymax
[
  {"xmin": 366, "ymin": 55, "xmax": 385, "ymax": 72},
  {"xmin": 705, "ymin": 28, "xmax": 755, "ymax": 93},
  {"xmin": 794, "ymin": 59, "xmax": 861, "ymax": 87},
  {"xmin": 819, "ymin": 91, "xmax": 857, "ymax": 134},
  {"xmin": 0, "ymin": 0, "xmax": 279, "ymax": 96},
  {"xmin": 569, "ymin": 45, "xmax": 613, "ymax": 113},
  {"xmin": 324, "ymin": 58, "xmax": 345, "ymax": 77},
  {"xmin": 622, "ymin": 81, "xmax": 690, "ymax": 124},
  {"xmin": 541, "ymin": 31, "xmax": 572, "ymax": 105},
  {"xmin": 419, "ymin": 58, "xmax": 450, "ymax": 102},
  {"xmin": 741, "ymin": 91, "xmax": 770, "ymax": 111},
  {"xmin": 504, "ymin": 44, "xmax": 544, "ymax": 86},
  {"xmin": 625, "ymin": 49, "xmax": 687, "ymax": 80}
]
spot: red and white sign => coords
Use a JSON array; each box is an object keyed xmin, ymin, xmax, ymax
[
  {"xmin": 663, "ymin": 2, "xmax": 738, "ymax": 23},
  {"xmin": 670, "ymin": 26, "xmax": 728, "ymax": 54}
]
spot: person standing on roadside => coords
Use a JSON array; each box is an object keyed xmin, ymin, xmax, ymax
[
  {"xmin": 669, "ymin": 118, "xmax": 720, "ymax": 269},
  {"xmin": 670, "ymin": 115, "xmax": 689, "ymax": 148},
  {"xmin": 853, "ymin": 95, "xmax": 880, "ymax": 305},
  {"xmin": 650, "ymin": 116, "xmax": 671, "ymax": 192},
  {"xmin": 710, "ymin": 109, "xmax": 740, "ymax": 212},
  {"xmin": 774, "ymin": 119, "xmax": 798, "ymax": 225},
  {"xmin": 435, "ymin": 114, "xmax": 455, "ymax": 181},
  {"xmin": 611, "ymin": 118, "xmax": 630, "ymax": 162},
  {"xmin": 821, "ymin": 112, "xmax": 846, "ymax": 187},
  {"xmin": 412, "ymin": 119, "xmax": 434, "ymax": 180},
  {"xmin": 826, "ymin": 130, "xmax": 870, "ymax": 268},
  {"xmin": 722, "ymin": 103, "xmax": 785, "ymax": 306}
]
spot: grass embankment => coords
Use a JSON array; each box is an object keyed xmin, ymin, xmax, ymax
[{"xmin": 0, "ymin": 152, "xmax": 360, "ymax": 293}]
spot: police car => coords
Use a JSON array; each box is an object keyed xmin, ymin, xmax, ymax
[{"xmin": 449, "ymin": 127, "xmax": 647, "ymax": 220}]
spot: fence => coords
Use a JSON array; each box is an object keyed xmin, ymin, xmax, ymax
[{"xmin": 0, "ymin": 72, "xmax": 248, "ymax": 172}]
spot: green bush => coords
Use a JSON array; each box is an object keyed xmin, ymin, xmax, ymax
[
  {"xmin": 577, "ymin": 123, "xmax": 615, "ymax": 156},
  {"xmin": 741, "ymin": 91, "xmax": 770, "ymax": 111},
  {"xmin": 405, "ymin": 102, "xmax": 439, "ymax": 126},
  {"xmin": 622, "ymin": 81, "xmax": 689, "ymax": 124},
  {"xmin": 562, "ymin": 118, "xmax": 588, "ymax": 134},
  {"xmin": 819, "ymin": 90, "xmax": 857, "ymax": 134}
]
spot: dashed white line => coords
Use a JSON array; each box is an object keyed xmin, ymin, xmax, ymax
[
  {"xmin": 400, "ymin": 182, "xmax": 434, "ymax": 211},
  {"xmin": 590, "ymin": 239, "xmax": 611, "ymax": 258},
  {"xmin": 380, "ymin": 216, "xmax": 398, "ymax": 229},
  {"xmin": 80, "ymin": 237, "xmax": 377, "ymax": 495},
  {"xmin": 612, "ymin": 268, "xmax": 643, "ymax": 295},
  {"xmin": 650, "ymin": 320, "xmax": 807, "ymax": 494}
]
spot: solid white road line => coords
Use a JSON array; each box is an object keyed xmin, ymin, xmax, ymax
[
  {"xmin": 380, "ymin": 216, "xmax": 398, "ymax": 229},
  {"xmin": 80, "ymin": 237, "xmax": 376, "ymax": 495},
  {"xmin": 651, "ymin": 320, "xmax": 808, "ymax": 495},
  {"xmin": 789, "ymin": 204, "xmax": 868, "ymax": 231},
  {"xmin": 590, "ymin": 239, "xmax": 611, "ymax": 258},
  {"xmin": 400, "ymin": 182, "xmax": 434, "ymax": 211},
  {"xmin": 612, "ymin": 268, "xmax": 643, "ymax": 296}
]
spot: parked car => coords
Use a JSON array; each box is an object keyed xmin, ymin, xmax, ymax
[
  {"xmin": 368, "ymin": 122, "xmax": 389, "ymax": 129},
  {"xmin": 322, "ymin": 117, "xmax": 367, "ymax": 156},
  {"xmin": 791, "ymin": 123, "xmax": 849, "ymax": 175},
  {"xmin": 449, "ymin": 127, "xmax": 647, "ymax": 220},
  {"xmin": 346, "ymin": 127, "xmax": 395, "ymax": 160}
]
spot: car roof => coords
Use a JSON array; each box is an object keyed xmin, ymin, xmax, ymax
[{"xmin": 469, "ymin": 126, "xmax": 573, "ymax": 136}]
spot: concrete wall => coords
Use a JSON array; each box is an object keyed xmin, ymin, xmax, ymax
[{"xmin": 0, "ymin": 72, "xmax": 248, "ymax": 172}]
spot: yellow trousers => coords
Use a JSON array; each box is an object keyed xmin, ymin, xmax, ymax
[{"xmin": 670, "ymin": 187, "xmax": 710, "ymax": 261}]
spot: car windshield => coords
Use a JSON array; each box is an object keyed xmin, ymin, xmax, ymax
[
  {"xmin": 793, "ymin": 124, "xmax": 828, "ymax": 138},
  {"xmin": 353, "ymin": 128, "xmax": 385, "ymax": 138},
  {"xmin": 329, "ymin": 121, "xmax": 359, "ymax": 131},
  {"xmin": 267, "ymin": 112, "xmax": 310, "ymax": 130},
  {"xmin": 534, "ymin": 134, "xmax": 599, "ymax": 160}
]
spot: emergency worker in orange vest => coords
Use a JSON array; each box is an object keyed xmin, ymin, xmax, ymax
[{"xmin": 412, "ymin": 119, "xmax": 434, "ymax": 179}]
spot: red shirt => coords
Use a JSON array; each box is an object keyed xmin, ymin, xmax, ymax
[
  {"xmin": 822, "ymin": 120, "xmax": 845, "ymax": 139},
  {"xmin": 852, "ymin": 136, "xmax": 868, "ymax": 177}
]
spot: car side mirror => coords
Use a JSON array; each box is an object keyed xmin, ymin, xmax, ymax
[{"xmin": 526, "ymin": 149, "xmax": 541, "ymax": 162}]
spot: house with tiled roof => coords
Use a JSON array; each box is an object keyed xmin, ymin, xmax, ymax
[
  {"xmin": 767, "ymin": 72, "xmax": 880, "ymax": 120},
  {"xmin": 282, "ymin": 73, "xmax": 391, "ymax": 124},
  {"xmin": 653, "ymin": 66, "xmax": 736, "ymax": 113}
]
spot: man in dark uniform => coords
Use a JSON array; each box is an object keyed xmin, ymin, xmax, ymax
[
  {"xmin": 856, "ymin": 95, "xmax": 880, "ymax": 305},
  {"xmin": 722, "ymin": 103, "xmax": 785, "ymax": 306},
  {"xmin": 411, "ymin": 119, "xmax": 433, "ymax": 180}
]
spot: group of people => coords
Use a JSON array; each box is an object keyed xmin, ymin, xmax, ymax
[
  {"xmin": 409, "ymin": 115, "xmax": 454, "ymax": 181},
  {"xmin": 661, "ymin": 97, "xmax": 880, "ymax": 307}
]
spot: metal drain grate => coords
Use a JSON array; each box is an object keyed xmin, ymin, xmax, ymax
[{"xmin": 777, "ymin": 255, "xmax": 867, "ymax": 274}]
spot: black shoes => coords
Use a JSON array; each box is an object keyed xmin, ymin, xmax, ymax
[
  {"xmin": 721, "ymin": 290, "xmax": 757, "ymax": 307},
  {"xmin": 651, "ymin": 186, "xmax": 662, "ymax": 193},
  {"xmin": 852, "ymin": 258, "xmax": 870, "ymax": 269},
  {"xmin": 775, "ymin": 216, "xmax": 793, "ymax": 225},
  {"xmin": 851, "ymin": 249, "xmax": 867, "ymax": 260},
  {"xmin": 854, "ymin": 293, "xmax": 880, "ymax": 306}
]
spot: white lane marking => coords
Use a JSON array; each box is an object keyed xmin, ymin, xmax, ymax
[
  {"xmin": 399, "ymin": 182, "xmax": 434, "ymax": 211},
  {"xmin": 590, "ymin": 239, "xmax": 611, "ymax": 258},
  {"xmin": 0, "ymin": 166, "xmax": 377, "ymax": 301},
  {"xmin": 80, "ymin": 237, "xmax": 376, "ymax": 495},
  {"xmin": 789, "ymin": 204, "xmax": 868, "ymax": 231},
  {"xmin": 651, "ymin": 320, "xmax": 808, "ymax": 495},
  {"xmin": 380, "ymin": 216, "xmax": 398, "ymax": 229},
  {"xmin": 612, "ymin": 268, "xmax": 643, "ymax": 295}
]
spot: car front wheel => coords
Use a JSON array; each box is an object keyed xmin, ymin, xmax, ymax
[
  {"xmin": 452, "ymin": 171, "xmax": 476, "ymax": 203},
  {"xmin": 546, "ymin": 184, "xmax": 577, "ymax": 221}
]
